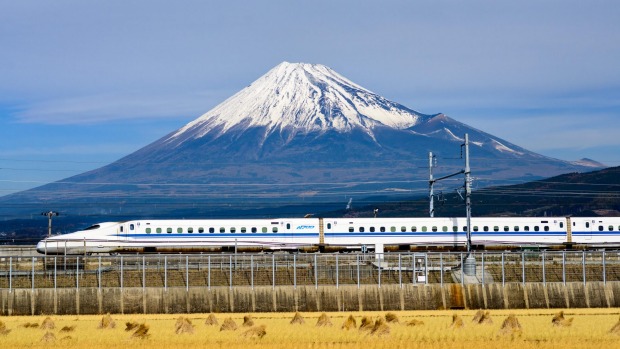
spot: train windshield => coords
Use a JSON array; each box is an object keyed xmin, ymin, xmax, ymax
[{"xmin": 83, "ymin": 224, "xmax": 101, "ymax": 231}]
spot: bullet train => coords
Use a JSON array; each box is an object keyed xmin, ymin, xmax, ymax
[{"xmin": 36, "ymin": 216, "xmax": 620, "ymax": 255}]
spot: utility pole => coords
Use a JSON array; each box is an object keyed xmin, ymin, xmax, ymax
[
  {"xmin": 429, "ymin": 152, "xmax": 434, "ymax": 217},
  {"xmin": 463, "ymin": 134, "xmax": 476, "ymax": 276},
  {"xmin": 42, "ymin": 211, "xmax": 59, "ymax": 237}
]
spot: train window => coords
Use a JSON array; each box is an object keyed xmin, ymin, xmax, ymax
[
  {"xmin": 391, "ymin": 226, "xmax": 396, "ymax": 232},
  {"xmin": 442, "ymin": 226, "xmax": 448, "ymax": 232},
  {"xmin": 262, "ymin": 227, "xmax": 268, "ymax": 233},
  {"xmin": 586, "ymin": 222, "xmax": 590, "ymax": 228},
  {"xmin": 220, "ymin": 227, "xmax": 225, "ymax": 233},
  {"xmin": 493, "ymin": 226, "xmax": 499, "ymax": 232},
  {"xmin": 130, "ymin": 224, "xmax": 135, "ymax": 230},
  {"xmin": 177, "ymin": 228, "xmax": 183, "ymax": 233},
  {"xmin": 370, "ymin": 227, "xmax": 376, "ymax": 232},
  {"xmin": 473, "ymin": 226, "xmax": 479, "ymax": 232},
  {"xmin": 230, "ymin": 227, "xmax": 236, "ymax": 233},
  {"xmin": 156, "ymin": 228, "xmax": 162, "ymax": 234},
  {"xmin": 272, "ymin": 227, "xmax": 278, "ymax": 233},
  {"xmin": 401, "ymin": 226, "xmax": 406, "ymax": 232},
  {"xmin": 422, "ymin": 226, "xmax": 427, "ymax": 232},
  {"xmin": 453, "ymin": 226, "xmax": 458, "ymax": 232},
  {"xmin": 360, "ymin": 227, "xmax": 365, "ymax": 232},
  {"xmin": 411, "ymin": 226, "xmax": 417, "ymax": 232},
  {"xmin": 327, "ymin": 223, "xmax": 332, "ymax": 229},
  {"xmin": 349, "ymin": 227, "xmax": 354, "ymax": 232},
  {"xmin": 188, "ymin": 228, "xmax": 193, "ymax": 234},
  {"xmin": 463, "ymin": 226, "xmax": 467, "ymax": 232},
  {"xmin": 167, "ymin": 228, "xmax": 172, "ymax": 234},
  {"xmin": 208, "ymin": 227, "xmax": 214, "ymax": 233},
  {"xmin": 241, "ymin": 227, "xmax": 247, "ymax": 233},
  {"xmin": 287, "ymin": 223, "xmax": 291, "ymax": 229},
  {"xmin": 252, "ymin": 227, "xmax": 257, "ymax": 233},
  {"xmin": 514, "ymin": 226, "xmax": 520, "ymax": 232},
  {"xmin": 483, "ymin": 226, "xmax": 489, "ymax": 232},
  {"xmin": 146, "ymin": 228, "xmax": 151, "ymax": 234},
  {"xmin": 544, "ymin": 226, "xmax": 549, "ymax": 231},
  {"xmin": 431, "ymin": 226, "xmax": 437, "ymax": 232},
  {"xmin": 504, "ymin": 226, "xmax": 509, "ymax": 232},
  {"xmin": 599, "ymin": 225, "xmax": 604, "ymax": 231},
  {"xmin": 380, "ymin": 227, "xmax": 385, "ymax": 232},
  {"xmin": 534, "ymin": 226, "xmax": 539, "ymax": 232},
  {"xmin": 120, "ymin": 226, "xmax": 124, "ymax": 233},
  {"xmin": 560, "ymin": 222, "xmax": 564, "ymax": 228},
  {"xmin": 524, "ymin": 226, "xmax": 530, "ymax": 231},
  {"xmin": 198, "ymin": 227, "xmax": 204, "ymax": 234}
]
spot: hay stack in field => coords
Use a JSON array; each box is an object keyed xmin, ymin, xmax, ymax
[
  {"xmin": 290, "ymin": 312, "xmax": 305, "ymax": 325},
  {"xmin": 341, "ymin": 315, "xmax": 357, "ymax": 330},
  {"xmin": 131, "ymin": 324, "xmax": 150, "ymax": 339},
  {"xmin": 60, "ymin": 325, "xmax": 75, "ymax": 333},
  {"xmin": 175, "ymin": 317, "xmax": 194, "ymax": 334},
  {"xmin": 472, "ymin": 310, "xmax": 493, "ymax": 325},
  {"xmin": 370, "ymin": 318, "xmax": 390, "ymax": 337},
  {"xmin": 609, "ymin": 316, "xmax": 620, "ymax": 334},
  {"xmin": 41, "ymin": 331, "xmax": 56, "ymax": 343},
  {"xmin": 498, "ymin": 314, "xmax": 522, "ymax": 336},
  {"xmin": 98, "ymin": 314, "xmax": 116, "ymax": 329},
  {"xmin": 552, "ymin": 311, "xmax": 574, "ymax": 327},
  {"xmin": 316, "ymin": 313, "xmax": 333, "ymax": 327},
  {"xmin": 405, "ymin": 319, "xmax": 425, "ymax": 326},
  {"xmin": 125, "ymin": 322, "xmax": 139, "ymax": 332},
  {"xmin": 385, "ymin": 312, "xmax": 399, "ymax": 324},
  {"xmin": 41, "ymin": 317, "xmax": 55, "ymax": 330},
  {"xmin": 0, "ymin": 320, "xmax": 11, "ymax": 335},
  {"xmin": 22, "ymin": 322, "xmax": 39, "ymax": 328},
  {"xmin": 220, "ymin": 318, "xmax": 238, "ymax": 331},
  {"xmin": 359, "ymin": 316, "xmax": 374, "ymax": 331},
  {"xmin": 449, "ymin": 314, "xmax": 464, "ymax": 329},
  {"xmin": 242, "ymin": 325, "xmax": 267, "ymax": 339},
  {"xmin": 243, "ymin": 315, "xmax": 254, "ymax": 327},
  {"xmin": 205, "ymin": 313, "xmax": 219, "ymax": 326}
]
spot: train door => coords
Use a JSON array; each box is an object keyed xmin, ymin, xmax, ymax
[
  {"xmin": 285, "ymin": 221, "xmax": 294, "ymax": 243},
  {"xmin": 580, "ymin": 220, "xmax": 593, "ymax": 240},
  {"xmin": 117, "ymin": 222, "xmax": 130, "ymax": 241}
]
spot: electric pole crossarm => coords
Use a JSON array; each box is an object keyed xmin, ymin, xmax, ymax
[{"xmin": 430, "ymin": 170, "xmax": 465, "ymax": 184}]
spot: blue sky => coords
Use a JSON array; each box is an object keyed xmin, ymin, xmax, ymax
[{"xmin": 1, "ymin": 0, "xmax": 619, "ymax": 196}]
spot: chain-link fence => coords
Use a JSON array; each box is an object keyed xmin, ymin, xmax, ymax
[{"xmin": 1, "ymin": 251, "xmax": 620, "ymax": 290}]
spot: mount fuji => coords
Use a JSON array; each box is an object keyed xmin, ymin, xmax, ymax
[{"xmin": 0, "ymin": 62, "xmax": 603, "ymax": 219}]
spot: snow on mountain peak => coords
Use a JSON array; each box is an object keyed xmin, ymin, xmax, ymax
[{"xmin": 167, "ymin": 62, "xmax": 428, "ymax": 142}]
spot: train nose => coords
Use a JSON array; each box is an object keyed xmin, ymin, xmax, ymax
[{"xmin": 36, "ymin": 240, "xmax": 48, "ymax": 254}]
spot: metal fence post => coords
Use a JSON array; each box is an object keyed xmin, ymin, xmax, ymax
[
  {"xmin": 186, "ymin": 255, "xmax": 189, "ymax": 292},
  {"xmin": 229, "ymin": 255, "xmax": 233, "ymax": 290},
  {"xmin": 501, "ymin": 252, "xmax": 505, "ymax": 286},
  {"xmin": 562, "ymin": 251, "xmax": 566, "ymax": 285},
  {"xmin": 481, "ymin": 253, "xmax": 485, "ymax": 285},
  {"xmin": 76, "ymin": 257, "xmax": 79, "ymax": 290},
  {"xmin": 54, "ymin": 257, "xmax": 57, "ymax": 290},
  {"xmin": 542, "ymin": 251, "xmax": 546, "ymax": 284},
  {"xmin": 440, "ymin": 253, "xmax": 443, "ymax": 287},
  {"xmin": 142, "ymin": 256, "xmax": 146, "ymax": 289},
  {"xmin": 460, "ymin": 253, "xmax": 464, "ymax": 286},
  {"xmin": 398, "ymin": 254, "xmax": 402, "ymax": 288},
  {"xmin": 208, "ymin": 255, "xmax": 211, "ymax": 290},
  {"xmin": 522, "ymin": 252, "xmax": 525, "ymax": 285},
  {"xmin": 356, "ymin": 254, "xmax": 360, "ymax": 289},
  {"xmin": 293, "ymin": 254, "xmax": 297, "ymax": 289},
  {"xmin": 314, "ymin": 254, "xmax": 318, "ymax": 289},
  {"xmin": 8, "ymin": 257, "xmax": 12, "ymax": 293},
  {"xmin": 582, "ymin": 251, "xmax": 586, "ymax": 285},
  {"xmin": 378, "ymin": 253, "xmax": 382, "ymax": 289},
  {"xmin": 120, "ymin": 256, "xmax": 124, "ymax": 290},
  {"xmin": 164, "ymin": 256, "xmax": 167, "ymax": 291},
  {"xmin": 31, "ymin": 257, "xmax": 35, "ymax": 290},
  {"xmin": 250, "ymin": 255, "xmax": 254, "ymax": 290},
  {"xmin": 336, "ymin": 254, "xmax": 339, "ymax": 289},
  {"xmin": 98, "ymin": 256, "xmax": 102, "ymax": 290},
  {"xmin": 603, "ymin": 251, "xmax": 607, "ymax": 284},
  {"xmin": 272, "ymin": 254, "xmax": 275, "ymax": 290}
]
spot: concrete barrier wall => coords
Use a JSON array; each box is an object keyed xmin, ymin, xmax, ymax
[{"xmin": 0, "ymin": 282, "xmax": 618, "ymax": 315}]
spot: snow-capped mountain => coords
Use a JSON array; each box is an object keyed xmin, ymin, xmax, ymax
[{"xmin": 0, "ymin": 62, "xmax": 604, "ymax": 218}]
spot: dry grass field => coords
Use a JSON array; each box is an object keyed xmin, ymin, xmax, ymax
[{"xmin": 2, "ymin": 309, "xmax": 620, "ymax": 348}]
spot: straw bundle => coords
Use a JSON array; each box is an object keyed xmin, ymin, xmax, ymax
[
  {"xmin": 450, "ymin": 314, "xmax": 464, "ymax": 329},
  {"xmin": 316, "ymin": 313, "xmax": 333, "ymax": 327},
  {"xmin": 290, "ymin": 312, "xmax": 305, "ymax": 325},
  {"xmin": 220, "ymin": 318, "xmax": 238, "ymax": 331},
  {"xmin": 205, "ymin": 313, "xmax": 219, "ymax": 326},
  {"xmin": 241, "ymin": 325, "xmax": 267, "ymax": 339},
  {"xmin": 243, "ymin": 315, "xmax": 254, "ymax": 327},
  {"xmin": 341, "ymin": 315, "xmax": 357, "ymax": 330},
  {"xmin": 175, "ymin": 317, "xmax": 194, "ymax": 334}
]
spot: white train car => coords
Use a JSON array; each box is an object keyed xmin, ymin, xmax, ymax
[{"xmin": 36, "ymin": 218, "xmax": 321, "ymax": 255}]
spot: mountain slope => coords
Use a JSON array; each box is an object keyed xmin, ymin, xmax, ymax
[{"xmin": 0, "ymin": 62, "xmax": 603, "ymax": 219}]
